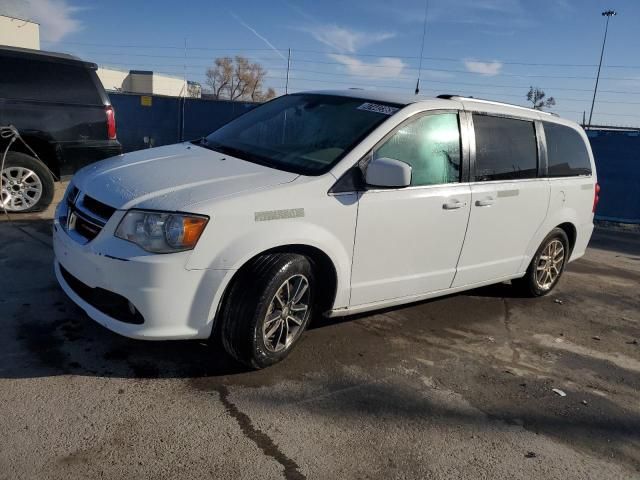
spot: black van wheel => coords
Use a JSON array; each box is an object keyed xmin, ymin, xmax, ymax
[
  {"xmin": 1, "ymin": 152, "xmax": 54, "ymax": 213},
  {"xmin": 220, "ymin": 253, "xmax": 315, "ymax": 369},
  {"xmin": 513, "ymin": 228, "xmax": 570, "ymax": 297}
]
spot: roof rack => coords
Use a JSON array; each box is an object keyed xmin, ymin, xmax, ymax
[{"xmin": 437, "ymin": 94, "xmax": 558, "ymax": 116}]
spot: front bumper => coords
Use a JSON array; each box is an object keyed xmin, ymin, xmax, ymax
[{"xmin": 53, "ymin": 216, "xmax": 227, "ymax": 340}]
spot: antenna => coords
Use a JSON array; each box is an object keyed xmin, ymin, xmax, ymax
[
  {"xmin": 415, "ymin": 0, "xmax": 429, "ymax": 95},
  {"xmin": 285, "ymin": 48, "xmax": 291, "ymax": 94},
  {"xmin": 181, "ymin": 37, "xmax": 187, "ymax": 142}
]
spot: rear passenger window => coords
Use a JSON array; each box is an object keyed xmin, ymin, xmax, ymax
[
  {"xmin": 473, "ymin": 114, "xmax": 538, "ymax": 181},
  {"xmin": 544, "ymin": 122, "xmax": 592, "ymax": 176},
  {"xmin": 374, "ymin": 113, "xmax": 461, "ymax": 186},
  {"xmin": 0, "ymin": 56, "xmax": 101, "ymax": 105}
]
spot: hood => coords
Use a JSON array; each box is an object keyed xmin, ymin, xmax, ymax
[{"xmin": 72, "ymin": 143, "xmax": 299, "ymax": 211}]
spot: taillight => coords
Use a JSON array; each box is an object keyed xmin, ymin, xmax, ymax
[
  {"xmin": 592, "ymin": 182, "xmax": 600, "ymax": 213},
  {"xmin": 105, "ymin": 105, "xmax": 117, "ymax": 140}
]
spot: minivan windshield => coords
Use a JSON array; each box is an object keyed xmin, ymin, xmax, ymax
[{"xmin": 202, "ymin": 94, "xmax": 401, "ymax": 175}]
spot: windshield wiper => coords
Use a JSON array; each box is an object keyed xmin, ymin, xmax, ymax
[
  {"xmin": 198, "ymin": 139, "xmax": 273, "ymax": 169},
  {"xmin": 197, "ymin": 137, "xmax": 214, "ymax": 149}
]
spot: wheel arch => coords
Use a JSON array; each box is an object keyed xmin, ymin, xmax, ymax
[
  {"xmin": 2, "ymin": 134, "xmax": 59, "ymax": 178},
  {"xmin": 555, "ymin": 221, "xmax": 577, "ymax": 254},
  {"xmin": 519, "ymin": 214, "xmax": 579, "ymax": 274},
  {"xmin": 206, "ymin": 243, "xmax": 341, "ymax": 340}
]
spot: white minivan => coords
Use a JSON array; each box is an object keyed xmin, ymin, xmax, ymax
[{"xmin": 53, "ymin": 91, "xmax": 598, "ymax": 368}]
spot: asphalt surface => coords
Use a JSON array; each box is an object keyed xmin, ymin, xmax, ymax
[{"xmin": 0, "ymin": 214, "xmax": 639, "ymax": 479}]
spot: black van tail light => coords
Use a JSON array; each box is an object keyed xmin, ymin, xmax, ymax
[
  {"xmin": 593, "ymin": 182, "xmax": 600, "ymax": 213},
  {"xmin": 105, "ymin": 105, "xmax": 117, "ymax": 140}
]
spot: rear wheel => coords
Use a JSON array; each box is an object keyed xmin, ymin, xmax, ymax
[
  {"xmin": 220, "ymin": 253, "xmax": 315, "ymax": 369},
  {"xmin": 513, "ymin": 228, "xmax": 569, "ymax": 297},
  {"xmin": 1, "ymin": 152, "xmax": 54, "ymax": 213}
]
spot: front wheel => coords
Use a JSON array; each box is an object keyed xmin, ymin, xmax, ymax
[
  {"xmin": 513, "ymin": 228, "xmax": 569, "ymax": 297},
  {"xmin": 220, "ymin": 253, "xmax": 315, "ymax": 369}
]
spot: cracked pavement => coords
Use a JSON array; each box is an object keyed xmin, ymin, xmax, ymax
[{"xmin": 1, "ymin": 216, "xmax": 639, "ymax": 479}]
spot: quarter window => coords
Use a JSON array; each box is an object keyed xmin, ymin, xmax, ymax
[
  {"xmin": 544, "ymin": 122, "xmax": 592, "ymax": 176},
  {"xmin": 373, "ymin": 113, "xmax": 461, "ymax": 186},
  {"xmin": 0, "ymin": 56, "xmax": 101, "ymax": 105},
  {"xmin": 473, "ymin": 114, "xmax": 538, "ymax": 181}
]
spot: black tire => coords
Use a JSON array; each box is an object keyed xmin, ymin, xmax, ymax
[
  {"xmin": 513, "ymin": 228, "xmax": 570, "ymax": 297},
  {"xmin": 220, "ymin": 253, "xmax": 315, "ymax": 369},
  {"xmin": 1, "ymin": 151, "xmax": 54, "ymax": 213}
]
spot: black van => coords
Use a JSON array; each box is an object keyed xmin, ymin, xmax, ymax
[{"xmin": 1, "ymin": 46, "xmax": 122, "ymax": 212}]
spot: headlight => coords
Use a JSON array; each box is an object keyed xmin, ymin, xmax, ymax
[{"xmin": 115, "ymin": 210, "xmax": 208, "ymax": 253}]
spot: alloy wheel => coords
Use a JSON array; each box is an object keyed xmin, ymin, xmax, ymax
[
  {"xmin": 1, "ymin": 166, "xmax": 43, "ymax": 211},
  {"xmin": 262, "ymin": 274, "xmax": 311, "ymax": 352},
  {"xmin": 535, "ymin": 239, "xmax": 565, "ymax": 291}
]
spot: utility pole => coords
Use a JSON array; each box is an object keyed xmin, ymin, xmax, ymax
[
  {"xmin": 588, "ymin": 10, "xmax": 616, "ymax": 129},
  {"xmin": 285, "ymin": 48, "xmax": 291, "ymax": 95}
]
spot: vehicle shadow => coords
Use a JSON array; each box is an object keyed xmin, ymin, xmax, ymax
[
  {"xmin": 0, "ymin": 218, "xmax": 551, "ymax": 382},
  {"xmin": 5, "ymin": 284, "xmax": 530, "ymax": 382}
]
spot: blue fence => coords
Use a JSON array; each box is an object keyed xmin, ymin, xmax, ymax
[
  {"xmin": 109, "ymin": 93, "xmax": 255, "ymax": 152},
  {"xmin": 108, "ymin": 93, "xmax": 640, "ymax": 224},
  {"xmin": 588, "ymin": 129, "xmax": 640, "ymax": 224}
]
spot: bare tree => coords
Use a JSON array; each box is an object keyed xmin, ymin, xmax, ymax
[
  {"xmin": 527, "ymin": 87, "xmax": 556, "ymax": 110},
  {"xmin": 205, "ymin": 56, "xmax": 276, "ymax": 102},
  {"xmin": 205, "ymin": 57, "xmax": 234, "ymax": 99},
  {"xmin": 187, "ymin": 82, "xmax": 201, "ymax": 98},
  {"xmin": 257, "ymin": 87, "xmax": 276, "ymax": 102}
]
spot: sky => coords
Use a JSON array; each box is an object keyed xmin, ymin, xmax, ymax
[{"xmin": 2, "ymin": 0, "xmax": 640, "ymax": 126}]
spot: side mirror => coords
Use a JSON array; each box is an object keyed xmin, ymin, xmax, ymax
[{"xmin": 365, "ymin": 157, "xmax": 412, "ymax": 188}]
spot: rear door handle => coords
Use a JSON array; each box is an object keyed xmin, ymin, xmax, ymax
[
  {"xmin": 475, "ymin": 197, "xmax": 495, "ymax": 207},
  {"xmin": 443, "ymin": 200, "xmax": 465, "ymax": 210}
]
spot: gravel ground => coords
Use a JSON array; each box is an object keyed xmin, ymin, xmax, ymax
[{"xmin": 0, "ymin": 208, "xmax": 639, "ymax": 479}]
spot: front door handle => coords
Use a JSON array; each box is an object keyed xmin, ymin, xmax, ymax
[
  {"xmin": 475, "ymin": 197, "xmax": 495, "ymax": 207},
  {"xmin": 443, "ymin": 200, "xmax": 465, "ymax": 210}
]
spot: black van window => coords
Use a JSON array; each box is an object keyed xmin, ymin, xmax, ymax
[
  {"xmin": 544, "ymin": 122, "xmax": 592, "ymax": 176},
  {"xmin": 473, "ymin": 114, "xmax": 538, "ymax": 181},
  {"xmin": 0, "ymin": 56, "xmax": 102, "ymax": 105}
]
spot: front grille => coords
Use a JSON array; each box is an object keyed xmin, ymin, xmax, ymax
[
  {"xmin": 66, "ymin": 186, "xmax": 79, "ymax": 208},
  {"xmin": 60, "ymin": 265, "xmax": 144, "ymax": 325},
  {"xmin": 74, "ymin": 214, "xmax": 102, "ymax": 240},
  {"xmin": 81, "ymin": 195, "xmax": 116, "ymax": 220},
  {"xmin": 62, "ymin": 187, "xmax": 116, "ymax": 243}
]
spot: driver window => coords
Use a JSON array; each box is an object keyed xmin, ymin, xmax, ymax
[{"xmin": 373, "ymin": 113, "xmax": 461, "ymax": 186}]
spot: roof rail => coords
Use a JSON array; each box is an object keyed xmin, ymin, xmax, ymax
[
  {"xmin": 0, "ymin": 45, "xmax": 96, "ymax": 68},
  {"xmin": 436, "ymin": 94, "xmax": 558, "ymax": 116}
]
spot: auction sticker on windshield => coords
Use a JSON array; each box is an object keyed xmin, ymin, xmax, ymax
[{"xmin": 357, "ymin": 102, "xmax": 399, "ymax": 115}]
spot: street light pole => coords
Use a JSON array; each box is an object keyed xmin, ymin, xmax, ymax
[{"xmin": 588, "ymin": 9, "xmax": 616, "ymax": 129}]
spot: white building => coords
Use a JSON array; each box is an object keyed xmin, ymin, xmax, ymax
[
  {"xmin": 0, "ymin": 15, "xmax": 40, "ymax": 49},
  {"xmin": 96, "ymin": 67, "xmax": 200, "ymax": 98}
]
